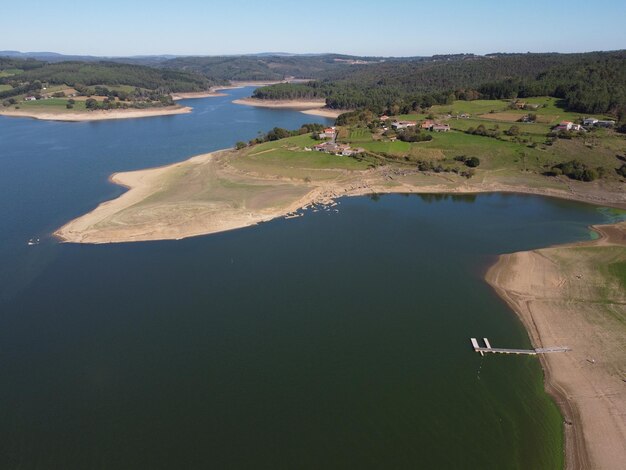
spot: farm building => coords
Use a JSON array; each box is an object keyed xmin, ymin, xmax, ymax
[
  {"xmin": 318, "ymin": 127, "xmax": 337, "ymax": 139},
  {"xmin": 392, "ymin": 120, "xmax": 417, "ymax": 130},
  {"xmin": 432, "ymin": 124, "xmax": 450, "ymax": 132}
]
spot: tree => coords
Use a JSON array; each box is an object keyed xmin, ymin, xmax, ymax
[
  {"xmin": 85, "ymin": 98, "xmax": 98, "ymax": 109},
  {"xmin": 465, "ymin": 157, "xmax": 480, "ymax": 167},
  {"xmin": 235, "ymin": 141, "xmax": 247, "ymax": 150},
  {"xmin": 506, "ymin": 125, "xmax": 520, "ymax": 136}
]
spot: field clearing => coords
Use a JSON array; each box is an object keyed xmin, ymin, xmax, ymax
[
  {"xmin": 232, "ymin": 134, "xmax": 370, "ymax": 179},
  {"xmin": 347, "ymin": 128, "xmax": 374, "ymax": 143},
  {"xmin": 477, "ymin": 112, "xmax": 552, "ymax": 123},
  {"xmin": 19, "ymin": 99, "xmax": 87, "ymax": 111},
  {"xmin": 359, "ymin": 140, "xmax": 411, "ymax": 155},
  {"xmin": 0, "ymin": 84, "xmax": 13, "ymax": 92},
  {"xmin": 448, "ymin": 117, "xmax": 550, "ymax": 137},
  {"xmin": 0, "ymin": 68, "xmax": 23, "ymax": 77},
  {"xmin": 430, "ymin": 100, "xmax": 511, "ymax": 115}
]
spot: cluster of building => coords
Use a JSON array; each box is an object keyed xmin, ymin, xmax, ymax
[
  {"xmin": 581, "ymin": 117, "xmax": 616, "ymax": 128},
  {"xmin": 553, "ymin": 120, "xmax": 584, "ymax": 132},
  {"xmin": 310, "ymin": 142, "xmax": 364, "ymax": 156},
  {"xmin": 389, "ymin": 119, "xmax": 450, "ymax": 132},
  {"xmin": 318, "ymin": 127, "xmax": 337, "ymax": 139},
  {"xmin": 553, "ymin": 118, "xmax": 616, "ymax": 132}
]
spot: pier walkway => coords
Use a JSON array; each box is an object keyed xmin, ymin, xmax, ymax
[{"xmin": 471, "ymin": 338, "xmax": 570, "ymax": 356}]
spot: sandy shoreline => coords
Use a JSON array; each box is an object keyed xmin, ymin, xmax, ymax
[
  {"xmin": 54, "ymin": 147, "xmax": 626, "ymax": 244},
  {"xmin": 233, "ymin": 97, "xmax": 349, "ymax": 118},
  {"xmin": 486, "ymin": 223, "xmax": 626, "ymax": 470},
  {"xmin": 171, "ymin": 90, "xmax": 227, "ymax": 100},
  {"xmin": 233, "ymin": 97, "xmax": 327, "ymax": 109},
  {"xmin": 0, "ymin": 105, "xmax": 192, "ymax": 122}
]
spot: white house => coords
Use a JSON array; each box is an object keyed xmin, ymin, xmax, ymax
[{"xmin": 392, "ymin": 120, "xmax": 417, "ymax": 130}]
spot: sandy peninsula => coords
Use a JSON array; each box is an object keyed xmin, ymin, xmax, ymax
[
  {"xmin": 233, "ymin": 97, "xmax": 327, "ymax": 110},
  {"xmin": 171, "ymin": 90, "xmax": 227, "ymax": 100},
  {"xmin": 55, "ymin": 145, "xmax": 626, "ymax": 244},
  {"xmin": 0, "ymin": 105, "xmax": 192, "ymax": 122},
  {"xmin": 487, "ymin": 223, "xmax": 626, "ymax": 470}
]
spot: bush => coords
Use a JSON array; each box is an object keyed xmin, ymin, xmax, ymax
[
  {"xmin": 454, "ymin": 155, "xmax": 480, "ymax": 167},
  {"xmin": 617, "ymin": 163, "xmax": 626, "ymax": 177},
  {"xmin": 397, "ymin": 127, "xmax": 432, "ymax": 142},
  {"xmin": 235, "ymin": 141, "xmax": 247, "ymax": 150},
  {"xmin": 465, "ymin": 156, "xmax": 480, "ymax": 167},
  {"xmin": 551, "ymin": 160, "xmax": 600, "ymax": 181},
  {"xmin": 506, "ymin": 125, "xmax": 520, "ymax": 136}
]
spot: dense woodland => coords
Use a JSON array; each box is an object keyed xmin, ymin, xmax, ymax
[
  {"xmin": 252, "ymin": 52, "xmax": 626, "ymax": 117},
  {"xmin": 0, "ymin": 60, "xmax": 215, "ymax": 100},
  {"xmin": 159, "ymin": 54, "xmax": 382, "ymax": 81}
]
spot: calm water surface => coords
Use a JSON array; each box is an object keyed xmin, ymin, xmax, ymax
[{"xmin": 0, "ymin": 89, "xmax": 617, "ymax": 469}]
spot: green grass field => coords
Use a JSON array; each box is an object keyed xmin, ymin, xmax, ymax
[
  {"xmin": 347, "ymin": 128, "xmax": 374, "ymax": 143},
  {"xmin": 0, "ymin": 84, "xmax": 13, "ymax": 92},
  {"xmin": 239, "ymin": 134, "xmax": 370, "ymax": 173},
  {"xmin": 19, "ymin": 98, "xmax": 87, "ymax": 111},
  {"xmin": 394, "ymin": 97, "xmax": 614, "ymax": 128},
  {"xmin": 0, "ymin": 68, "xmax": 23, "ymax": 78},
  {"xmin": 358, "ymin": 140, "xmax": 412, "ymax": 155}
]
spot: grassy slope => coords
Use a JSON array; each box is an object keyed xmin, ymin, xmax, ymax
[{"xmin": 343, "ymin": 98, "xmax": 625, "ymax": 180}]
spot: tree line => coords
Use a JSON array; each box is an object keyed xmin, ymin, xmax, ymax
[{"xmin": 251, "ymin": 51, "xmax": 626, "ymax": 117}]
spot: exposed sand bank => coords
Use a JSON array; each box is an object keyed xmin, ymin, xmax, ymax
[
  {"xmin": 0, "ymin": 105, "xmax": 192, "ymax": 122},
  {"xmin": 486, "ymin": 223, "xmax": 626, "ymax": 470},
  {"xmin": 171, "ymin": 90, "xmax": 227, "ymax": 100},
  {"xmin": 233, "ymin": 97, "xmax": 349, "ymax": 119},
  {"xmin": 233, "ymin": 97, "xmax": 327, "ymax": 110},
  {"xmin": 300, "ymin": 108, "xmax": 349, "ymax": 118}
]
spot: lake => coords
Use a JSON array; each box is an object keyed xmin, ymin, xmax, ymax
[{"xmin": 0, "ymin": 88, "xmax": 616, "ymax": 469}]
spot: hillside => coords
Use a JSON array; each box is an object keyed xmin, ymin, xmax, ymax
[
  {"xmin": 252, "ymin": 51, "xmax": 626, "ymax": 116},
  {"xmin": 0, "ymin": 60, "xmax": 217, "ymax": 93},
  {"xmin": 159, "ymin": 54, "xmax": 384, "ymax": 81}
]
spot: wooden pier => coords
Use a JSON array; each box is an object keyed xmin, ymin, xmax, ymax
[{"xmin": 470, "ymin": 338, "xmax": 570, "ymax": 356}]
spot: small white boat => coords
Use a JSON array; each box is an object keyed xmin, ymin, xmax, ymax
[{"xmin": 27, "ymin": 237, "xmax": 40, "ymax": 246}]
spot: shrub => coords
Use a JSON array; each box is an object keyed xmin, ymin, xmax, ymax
[{"xmin": 551, "ymin": 160, "xmax": 600, "ymax": 181}]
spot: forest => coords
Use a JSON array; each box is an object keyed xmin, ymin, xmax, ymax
[
  {"xmin": 158, "ymin": 54, "xmax": 382, "ymax": 81},
  {"xmin": 0, "ymin": 60, "xmax": 216, "ymax": 97},
  {"xmin": 251, "ymin": 51, "xmax": 626, "ymax": 116}
]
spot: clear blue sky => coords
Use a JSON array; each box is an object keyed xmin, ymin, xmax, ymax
[{"xmin": 2, "ymin": 0, "xmax": 625, "ymax": 56}]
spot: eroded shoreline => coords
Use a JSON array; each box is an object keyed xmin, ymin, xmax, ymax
[
  {"xmin": 0, "ymin": 105, "xmax": 192, "ymax": 122},
  {"xmin": 232, "ymin": 97, "xmax": 347, "ymax": 118},
  {"xmin": 486, "ymin": 223, "xmax": 626, "ymax": 470}
]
